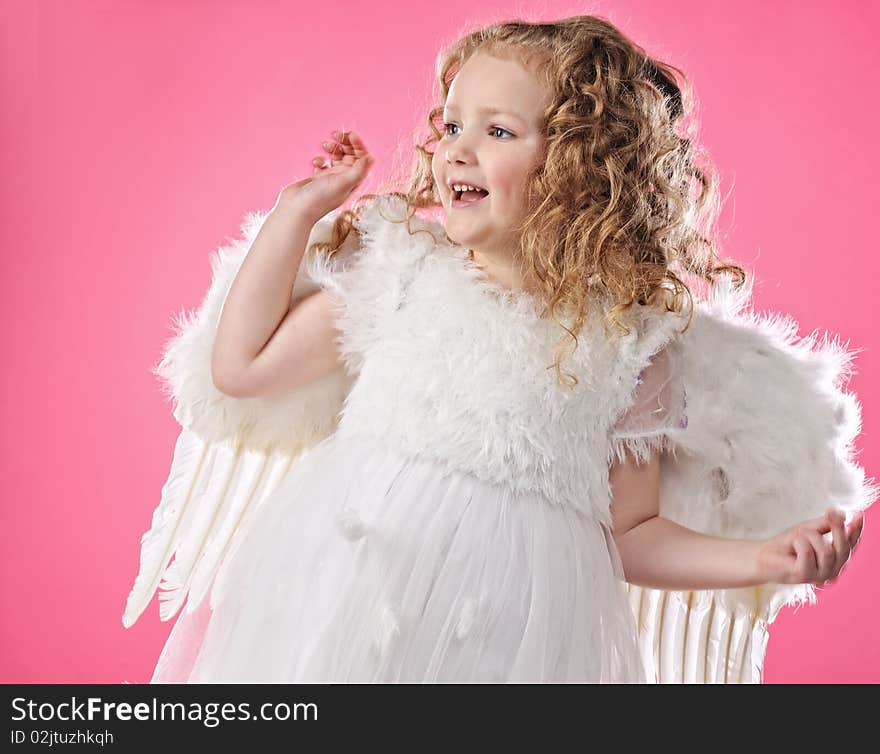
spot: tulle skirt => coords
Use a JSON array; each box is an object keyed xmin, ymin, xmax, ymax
[{"xmin": 150, "ymin": 433, "xmax": 645, "ymax": 683}]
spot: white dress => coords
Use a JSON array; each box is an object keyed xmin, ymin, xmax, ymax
[{"xmin": 144, "ymin": 198, "xmax": 703, "ymax": 684}]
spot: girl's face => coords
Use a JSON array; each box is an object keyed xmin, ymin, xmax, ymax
[{"xmin": 432, "ymin": 52, "xmax": 549, "ymax": 258}]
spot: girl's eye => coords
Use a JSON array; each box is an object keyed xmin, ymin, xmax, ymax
[{"xmin": 442, "ymin": 123, "xmax": 514, "ymax": 139}]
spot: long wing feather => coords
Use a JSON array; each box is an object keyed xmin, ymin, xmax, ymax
[
  {"xmin": 627, "ymin": 585, "xmax": 769, "ymax": 684},
  {"xmin": 155, "ymin": 438, "xmax": 246, "ymax": 621},
  {"xmin": 185, "ymin": 444, "xmax": 296, "ymax": 615},
  {"xmin": 122, "ymin": 429, "xmax": 210, "ymax": 628}
]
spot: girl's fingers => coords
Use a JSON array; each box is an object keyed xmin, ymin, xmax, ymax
[
  {"xmin": 347, "ymin": 131, "xmax": 366, "ymax": 150},
  {"xmin": 335, "ymin": 129, "xmax": 368, "ymax": 156},
  {"xmin": 321, "ymin": 133, "xmax": 370, "ymax": 170},
  {"xmin": 331, "ymin": 131, "xmax": 355, "ymax": 150},
  {"xmin": 803, "ymin": 527, "xmax": 833, "ymax": 581},
  {"xmin": 321, "ymin": 141, "xmax": 347, "ymax": 157},
  {"xmin": 791, "ymin": 536, "xmax": 814, "ymax": 583},
  {"xmin": 303, "ymin": 130, "xmax": 372, "ymax": 187},
  {"xmin": 828, "ymin": 512, "xmax": 848, "ymax": 573},
  {"xmin": 848, "ymin": 512, "xmax": 864, "ymax": 549},
  {"xmin": 325, "ymin": 137, "xmax": 357, "ymax": 155}
]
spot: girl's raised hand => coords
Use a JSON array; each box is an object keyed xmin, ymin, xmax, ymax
[
  {"xmin": 275, "ymin": 130, "xmax": 374, "ymax": 221},
  {"xmin": 756, "ymin": 508, "xmax": 865, "ymax": 586}
]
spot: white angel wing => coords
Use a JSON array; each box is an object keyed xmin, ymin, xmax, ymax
[
  {"xmin": 614, "ymin": 274, "xmax": 877, "ymax": 682},
  {"xmin": 625, "ymin": 585, "xmax": 770, "ymax": 683},
  {"xmin": 122, "ymin": 207, "xmax": 361, "ymax": 629}
]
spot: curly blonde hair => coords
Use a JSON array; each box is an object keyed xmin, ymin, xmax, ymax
[{"xmin": 311, "ymin": 14, "xmax": 747, "ymax": 387}]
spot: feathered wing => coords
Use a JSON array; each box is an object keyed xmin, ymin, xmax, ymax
[
  {"xmin": 122, "ymin": 206, "xmax": 363, "ymax": 629},
  {"xmin": 612, "ymin": 274, "xmax": 878, "ymax": 682}
]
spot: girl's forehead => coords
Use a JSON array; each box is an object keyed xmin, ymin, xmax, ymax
[
  {"xmin": 454, "ymin": 51, "xmax": 538, "ymax": 87},
  {"xmin": 443, "ymin": 102, "xmax": 528, "ymax": 124},
  {"xmin": 446, "ymin": 54, "xmax": 550, "ymax": 122}
]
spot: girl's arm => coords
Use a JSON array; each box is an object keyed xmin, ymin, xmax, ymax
[
  {"xmin": 609, "ymin": 450, "xmax": 863, "ymax": 590},
  {"xmin": 610, "ymin": 450, "xmax": 762, "ymax": 590},
  {"xmin": 211, "ymin": 205, "xmax": 324, "ymax": 394},
  {"xmin": 212, "ymin": 129, "xmax": 374, "ymax": 396}
]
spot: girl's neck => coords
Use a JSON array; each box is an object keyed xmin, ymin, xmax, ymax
[{"xmin": 467, "ymin": 247, "xmax": 542, "ymax": 296}]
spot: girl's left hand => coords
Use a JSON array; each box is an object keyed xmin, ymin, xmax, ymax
[{"xmin": 756, "ymin": 508, "xmax": 865, "ymax": 586}]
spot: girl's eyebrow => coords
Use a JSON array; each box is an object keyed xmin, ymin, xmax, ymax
[{"xmin": 444, "ymin": 103, "xmax": 527, "ymax": 124}]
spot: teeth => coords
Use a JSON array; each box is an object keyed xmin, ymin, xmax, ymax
[{"xmin": 452, "ymin": 183, "xmax": 485, "ymax": 193}]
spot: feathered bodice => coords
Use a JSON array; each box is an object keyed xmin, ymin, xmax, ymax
[{"xmin": 303, "ymin": 195, "xmax": 687, "ymax": 526}]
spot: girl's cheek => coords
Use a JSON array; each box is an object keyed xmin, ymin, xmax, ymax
[{"xmin": 431, "ymin": 148, "xmax": 445, "ymax": 184}]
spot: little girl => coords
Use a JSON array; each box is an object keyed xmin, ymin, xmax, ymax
[{"xmin": 125, "ymin": 15, "xmax": 869, "ymax": 683}]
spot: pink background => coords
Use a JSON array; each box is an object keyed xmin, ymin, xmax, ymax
[{"xmin": 2, "ymin": 0, "xmax": 877, "ymax": 683}]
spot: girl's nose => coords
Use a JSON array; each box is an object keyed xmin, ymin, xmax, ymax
[
  {"xmin": 445, "ymin": 137, "xmax": 475, "ymax": 165},
  {"xmin": 446, "ymin": 145, "xmax": 472, "ymax": 164}
]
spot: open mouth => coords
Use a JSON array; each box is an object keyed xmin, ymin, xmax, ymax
[{"xmin": 451, "ymin": 188, "xmax": 489, "ymax": 206}]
